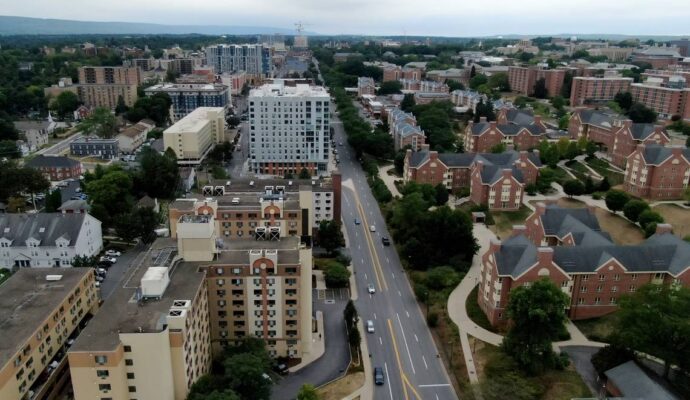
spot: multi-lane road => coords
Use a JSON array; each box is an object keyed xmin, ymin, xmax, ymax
[{"xmin": 332, "ymin": 116, "xmax": 458, "ymax": 400}]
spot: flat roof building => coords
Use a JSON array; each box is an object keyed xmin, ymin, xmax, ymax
[
  {"xmin": 163, "ymin": 107, "xmax": 226, "ymax": 165},
  {"xmin": 145, "ymin": 83, "xmax": 231, "ymax": 122},
  {"xmin": 0, "ymin": 269, "xmax": 99, "ymax": 400}
]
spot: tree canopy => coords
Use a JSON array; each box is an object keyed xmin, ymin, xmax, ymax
[{"xmin": 77, "ymin": 107, "xmax": 117, "ymax": 138}]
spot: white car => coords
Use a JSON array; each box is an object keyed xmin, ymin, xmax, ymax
[
  {"xmin": 367, "ymin": 284, "xmax": 376, "ymax": 294},
  {"xmin": 96, "ymin": 268, "xmax": 107, "ymax": 275},
  {"xmin": 99, "ymin": 256, "xmax": 117, "ymax": 264},
  {"xmin": 367, "ymin": 320, "xmax": 375, "ymax": 333},
  {"xmin": 95, "ymin": 281, "xmax": 101, "ymax": 288},
  {"xmin": 369, "ymin": 225, "xmax": 376, "ymax": 232},
  {"xmin": 105, "ymin": 250, "xmax": 121, "ymax": 257}
]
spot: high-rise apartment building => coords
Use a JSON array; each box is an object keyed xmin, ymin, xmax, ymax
[
  {"xmin": 76, "ymin": 66, "xmax": 142, "ymax": 109},
  {"xmin": 570, "ymin": 76, "xmax": 634, "ymax": 106},
  {"xmin": 248, "ymin": 80, "xmax": 331, "ymax": 176},
  {"xmin": 78, "ymin": 66, "xmax": 142, "ymax": 86},
  {"xmin": 145, "ymin": 83, "xmax": 231, "ymax": 121},
  {"xmin": 68, "ymin": 241, "xmax": 211, "ymax": 400},
  {"xmin": 0, "ymin": 269, "xmax": 99, "ymax": 400},
  {"xmin": 205, "ymin": 44, "xmax": 272, "ymax": 80},
  {"xmin": 508, "ymin": 66, "xmax": 565, "ymax": 97},
  {"xmin": 163, "ymin": 107, "xmax": 226, "ymax": 164}
]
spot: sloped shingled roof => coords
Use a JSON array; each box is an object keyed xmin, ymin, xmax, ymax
[
  {"xmin": 639, "ymin": 144, "xmax": 690, "ymax": 165},
  {"xmin": 469, "ymin": 121, "xmax": 543, "ymax": 136},
  {"xmin": 25, "ymin": 155, "xmax": 80, "ymax": 169},
  {"xmin": 0, "ymin": 213, "xmax": 87, "ymax": 246}
]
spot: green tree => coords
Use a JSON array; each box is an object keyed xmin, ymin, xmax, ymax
[
  {"xmin": 425, "ymin": 266, "xmax": 462, "ymax": 291},
  {"xmin": 348, "ymin": 324, "xmax": 361, "ymax": 348},
  {"xmin": 469, "ymin": 73, "xmax": 488, "ymax": 90},
  {"xmin": 188, "ymin": 390, "xmax": 240, "ymax": 400},
  {"xmin": 324, "ymin": 262, "xmax": 350, "ymax": 288},
  {"xmin": 563, "ymin": 179, "xmax": 585, "ymax": 197},
  {"xmin": 502, "ymin": 279, "xmax": 570, "ymax": 375},
  {"xmin": 52, "ymin": 91, "xmax": 80, "ymax": 119},
  {"xmin": 0, "ymin": 140, "xmax": 20, "ymax": 158},
  {"xmin": 297, "ymin": 384, "xmax": 320, "ymax": 400},
  {"xmin": 489, "ymin": 143, "xmax": 506, "ymax": 154},
  {"xmin": 591, "ymin": 345, "xmax": 635, "ymax": 376},
  {"xmin": 318, "ymin": 220, "xmax": 345, "ymax": 255},
  {"xmin": 434, "ymin": 183, "xmax": 449, "ymax": 206},
  {"xmin": 0, "ymin": 114, "xmax": 19, "ymax": 141},
  {"xmin": 604, "ymin": 190, "xmax": 630, "ymax": 213},
  {"xmin": 622, "ymin": 199, "xmax": 650, "ymax": 222},
  {"xmin": 446, "ymin": 80, "xmax": 465, "ymax": 91},
  {"xmin": 394, "ymin": 148, "xmax": 408, "ymax": 175},
  {"xmin": 627, "ymin": 102, "xmax": 657, "ymax": 123},
  {"xmin": 551, "ymin": 95, "xmax": 566, "ymax": 110},
  {"xmin": 400, "ymin": 93, "xmax": 415, "ymax": 112},
  {"xmin": 298, "ymin": 168, "xmax": 311, "ymax": 179},
  {"xmin": 614, "ymin": 92, "xmax": 633, "ymax": 111},
  {"xmin": 135, "ymin": 147, "xmax": 179, "ymax": 199},
  {"xmin": 71, "ymin": 255, "xmax": 98, "ymax": 268},
  {"xmin": 85, "ymin": 167, "xmax": 134, "ymax": 227},
  {"xmin": 78, "ymin": 107, "xmax": 117, "ymax": 138},
  {"xmin": 224, "ymin": 353, "xmax": 272, "ymax": 400},
  {"xmin": 637, "ymin": 209, "xmax": 664, "ymax": 229},
  {"xmin": 533, "ymin": 78, "xmax": 548, "ymax": 98},
  {"xmin": 615, "ymin": 285, "xmax": 690, "ymax": 377},
  {"xmin": 487, "ymin": 72, "xmax": 510, "ymax": 92},
  {"xmin": 598, "ymin": 176, "xmax": 611, "ymax": 191},
  {"xmin": 377, "ymin": 80, "xmax": 402, "ymax": 95},
  {"xmin": 44, "ymin": 189, "xmax": 63, "ymax": 212}
]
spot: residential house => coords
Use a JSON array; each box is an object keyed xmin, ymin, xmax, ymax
[
  {"xmin": 464, "ymin": 117, "xmax": 546, "ymax": 153},
  {"xmin": 357, "ymin": 77, "xmax": 376, "ymax": 97},
  {"xmin": 70, "ymin": 137, "xmax": 119, "ymax": 159},
  {"xmin": 117, "ymin": 119, "xmax": 155, "ymax": 153},
  {"xmin": 624, "ymin": 144, "xmax": 690, "ymax": 200},
  {"xmin": 14, "ymin": 118, "xmax": 55, "ymax": 152},
  {"xmin": 25, "ymin": 156, "xmax": 82, "ymax": 181},
  {"xmin": 388, "ymin": 109, "xmax": 426, "ymax": 151}
]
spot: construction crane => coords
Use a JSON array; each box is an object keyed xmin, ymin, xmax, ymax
[{"xmin": 294, "ymin": 21, "xmax": 311, "ymax": 34}]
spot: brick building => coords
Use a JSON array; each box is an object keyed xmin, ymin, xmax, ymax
[
  {"xmin": 388, "ymin": 109, "xmax": 426, "ymax": 151},
  {"xmin": 464, "ymin": 117, "xmax": 546, "ymax": 153},
  {"xmin": 624, "ymin": 144, "xmax": 690, "ymax": 200},
  {"xmin": 569, "ymin": 76, "xmax": 633, "ymax": 106},
  {"xmin": 478, "ymin": 203, "xmax": 690, "ymax": 327},
  {"xmin": 568, "ymin": 109, "xmax": 670, "ymax": 167},
  {"xmin": 630, "ymin": 82, "xmax": 690, "ymax": 120},
  {"xmin": 25, "ymin": 155, "xmax": 82, "ymax": 181},
  {"xmin": 403, "ymin": 148, "xmax": 541, "ymax": 210},
  {"xmin": 508, "ymin": 66, "xmax": 566, "ymax": 97},
  {"xmin": 357, "ymin": 77, "xmax": 376, "ymax": 97},
  {"xmin": 382, "ymin": 65, "xmax": 422, "ymax": 82}
]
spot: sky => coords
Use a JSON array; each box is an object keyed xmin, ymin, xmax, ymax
[{"xmin": 2, "ymin": 0, "xmax": 690, "ymax": 37}]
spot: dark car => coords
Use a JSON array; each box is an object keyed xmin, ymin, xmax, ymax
[
  {"xmin": 381, "ymin": 237, "xmax": 391, "ymax": 246},
  {"xmin": 374, "ymin": 367, "xmax": 385, "ymax": 385},
  {"xmin": 274, "ymin": 363, "xmax": 289, "ymax": 375},
  {"xmin": 354, "ymin": 218, "xmax": 361, "ymax": 225}
]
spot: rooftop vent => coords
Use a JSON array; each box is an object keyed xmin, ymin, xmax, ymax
[
  {"xmin": 168, "ymin": 310, "xmax": 183, "ymax": 317},
  {"xmin": 46, "ymin": 275, "xmax": 63, "ymax": 281},
  {"xmin": 172, "ymin": 300, "xmax": 191, "ymax": 308},
  {"xmin": 39, "ymin": 227, "xmax": 45, "ymax": 233}
]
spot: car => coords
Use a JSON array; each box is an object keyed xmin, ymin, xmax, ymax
[
  {"xmin": 75, "ymin": 187, "xmax": 82, "ymax": 193},
  {"xmin": 95, "ymin": 275, "xmax": 104, "ymax": 282},
  {"xmin": 339, "ymin": 142, "xmax": 343, "ymax": 146},
  {"xmin": 366, "ymin": 320, "xmax": 375, "ymax": 333},
  {"xmin": 96, "ymin": 268, "xmax": 107, "ymax": 275},
  {"xmin": 381, "ymin": 237, "xmax": 391, "ymax": 246},
  {"xmin": 95, "ymin": 281, "xmax": 101, "ymax": 288},
  {"xmin": 99, "ymin": 256, "xmax": 116, "ymax": 264},
  {"xmin": 97, "ymin": 261, "xmax": 111, "ymax": 269},
  {"xmin": 374, "ymin": 367, "xmax": 385, "ymax": 385},
  {"xmin": 105, "ymin": 250, "xmax": 121, "ymax": 257},
  {"xmin": 367, "ymin": 284, "xmax": 376, "ymax": 294},
  {"xmin": 369, "ymin": 225, "xmax": 376, "ymax": 232},
  {"xmin": 274, "ymin": 363, "xmax": 289, "ymax": 375},
  {"xmin": 354, "ymin": 218, "xmax": 361, "ymax": 225}
]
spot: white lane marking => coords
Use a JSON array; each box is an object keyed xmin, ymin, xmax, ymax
[
  {"xmin": 373, "ymin": 313, "xmax": 377, "ymax": 320},
  {"xmin": 364, "ymin": 273, "xmax": 368, "ymax": 280},
  {"xmin": 414, "ymin": 334, "xmax": 419, "ymax": 342},
  {"xmin": 422, "ymin": 355, "xmax": 428, "ymax": 370},
  {"xmin": 379, "ymin": 336, "xmax": 383, "ymax": 345},
  {"xmin": 386, "ymin": 257, "xmax": 390, "ymax": 263},
  {"xmin": 358, "ymin": 244, "xmax": 361, "ymax": 250},
  {"xmin": 435, "ymin": 394, "xmax": 440, "ymax": 400},
  {"xmin": 369, "ymin": 294, "xmax": 372, "ymax": 299},
  {"xmin": 398, "ymin": 290, "xmax": 402, "ymax": 297},
  {"xmin": 384, "ymin": 363, "xmax": 394, "ymax": 400},
  {"xmin": 419, "ymin": 384, "xmax": 452, "ymax": 388},
  {"xmin": 396, "ymin": 313, "xmax": 416, "ymax": 375},
  {"xmin": 406, "ymin": 311, "xmax": 410, "ymax": 318},
  {"xmin": 392, "ymin": 272, "xmax": 395, "ymax": 279},
  {"xmin": 361, "ymin": 258, "xmax": 365, "ymax": 264}
]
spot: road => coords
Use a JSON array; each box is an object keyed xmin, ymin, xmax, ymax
[
  {"xmin": 333, "ymin": 116, "xmax": 458, "ymax": 400},
  {"xmin": 99, "ymin": 244, "xmax": 146, "ymax": 299},
  {"xmin": 272, "ymin": 288, "xmax": 351, "ymax": 400}
]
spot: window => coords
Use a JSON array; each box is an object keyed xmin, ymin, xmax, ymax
[
  {"xmin": 127, "ymin": 372, "xmax": 135, "ymax": 379},
  {"xmin": 98, "ymin": 384, "xmax": 111, "ymax": 392},
  {"xmin": 123, "ymin": 345, "xmax": 132, "ymax": 352},
  {"xmin": 95, "ymin": 355, "xmax": 108, "ymax": 365},
  {"xmin": 96, "ymin": 370, "xmax": 109, "ymax": 378},
  {"xmin": 125, "ymin": 359, "xmax": 133, "ymax": 366},
  {"xmin": 129, "ymin": 386, "xmax": 137, "ymax": 393},
  {"xmin": 598, "ymin": 275, "xmax": 605, "ymax": 281}
]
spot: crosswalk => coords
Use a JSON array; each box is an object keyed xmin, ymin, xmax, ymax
[{"xmin": 314, "ymin": 288, "xmax": 349, "ymax": 301}]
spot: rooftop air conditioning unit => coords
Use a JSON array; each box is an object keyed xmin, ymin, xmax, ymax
[{"xmin": 46, "ymin": 275, "xmax": 63, "ymax": 281}]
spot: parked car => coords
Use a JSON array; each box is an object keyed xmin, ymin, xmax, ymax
[
  {"xmin": 367, "ymin": 284, "xmax": 376, "ymax": 294},
  {"xmin": 105, "ymin": 250, "xmax": 121, "ymax": 257},
  {"xmin": 95, "ymin": 281, "xmax": 101, "ymax": 288},
  {"xmin": 96, "ymin": 268, "xmax": 107, "ymax": 275},
  {"xmin": 369, "ymin": 225, "xmax": 376, "ymax": 232},
  {"xmin": 99, "ymin": 256, "xmax": 116, "ymax": 264},
  {"xmin": 381, "ymin": 237, "xmax": 391, "ymax": 246},
  {"xmin": 367, "ymin": 320, "xmax": 375, "ymax": 333},
  {"xmin": 374, "ymin": 367, "xmax": 385, "ymax": 385},
  {"xmin": 274, "ymin": 363, "xmax": 289, "ymax": 375},
  {"xmin": 95, "ymin": 275, "xmax": 104, "ymax": 282}
]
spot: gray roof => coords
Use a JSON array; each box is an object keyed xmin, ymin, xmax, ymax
[
  {"xmin": 629, "ymin": 124, "xmax": 658, "ymax": 140},
  {"xmin": 407, "ymin": 151, "xmax": 431, "ymax": 168},
  {"xmin": 576, "ymin": 109, "xmax": 617, "ymax": 129},
  {"xmin": 639, "ymin": 145, "xmax": 690, "ymax": 165},
  {"xmin": 0, "ymin": 213, "xmax": 88, "ymax": 246},
  {"xmin": 25, "ymin": 155, "xmax": 80, "ymax": 169},
  {"xmin": 13, "ymin": 120, "xmax": 52, "ymax": 131},
  {"xmin": 470, "ymin": 122, "xmax": 543, "ymax": 136},
  {"xmin": 58, "ymin": 199, "xmax": 90, "ymax": 211},
  {"xmin": 495, "ymin": 235, "xmax": 539, "ymax": 277},
  {"xmin": 605, "ymin": 361, "xmax": 678, "ymax": 400},
  {"xmin": 540, "ymin": 204, "xmax": 611, "ymax": 247},
  {"xmin": 504, "ymin": 108, "xmax": 535, "ymax": 126}
]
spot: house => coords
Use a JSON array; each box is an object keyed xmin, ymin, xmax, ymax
[
  {"xmin": 404, "ymin": 148, "xmax": 542, "ymax": 210},
  {"xmin": 25, "ymin": 155, "xmax": 82, "ymax": 181},
  {"xmin": 624, "ymin": 144, "xmax": 690, "ymax": 200},
  {"xmin": 478, "ymin": 203, "xmax": 690, "ymax": 327},
  {"xmin": 604, "ymin": 361, "xmax": 678, "ymax": 400},
  {"xmin": 464, "ymin": 117, "xmax": 546, "ymax": 153},
  {"xmin": 0, "ymin": 213, "xmax": 103, "ymax": 269},
  {"xmin": 73, "ymin": 105, "xmax": 93, "ymax": 121},
  {"xmin": 388, "ymin": 109, "xmax": 426, "ymax": 151},
  {"xmin": 136, "ymin": 195, "xmax": 160, "ymax": 213},
  {"xmin": 70, "ymin": 137, "xmax": 119, "ymax": 159},
  {"xmin": 357, "ymin": 77, "xmax": 376, "ymax": 97},
  {"xmin": 13, "ymin": 118, "xmax": 55, "ymax": 152},
  {"xmin": 58, "ymin": 199, "xmax": 90, "ymax": 214},
  {"xmin": 117, "ymin": 119, "xmax": 155, "ymax": 153}
]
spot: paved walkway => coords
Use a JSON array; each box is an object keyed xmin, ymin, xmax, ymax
[{"xmin": 377, "ymin": 165, "xmax": 402, "ymax": 197}]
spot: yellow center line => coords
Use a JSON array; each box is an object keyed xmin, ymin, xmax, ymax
[
  {"xmin": 404, "ymin": 374, "xmax": 424, "ymax": 400},
  {"xmin": 352, "ymin": 190, "xmax": 388, "ymax": 291},
  {"xmin": 388, "ymin": 319, "xmax": 410, "ymax": 400}
]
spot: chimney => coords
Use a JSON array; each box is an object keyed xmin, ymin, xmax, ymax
[
  {"xmin": 519, "ymin": 150, "xmax": 529, "ymax": 161},
  {"xmin": 501, "ymin": 168, "xmax": 512, "ymax": 178},
  {"xmin": 420, "ymin": 143, "xmax": 430, "ymax": 152},
  {"xmin": 533, "ymin": 115, "xmax": 542, "ymax": 126},
  {"xmin": 623, "ymin": 119, "xmax": 633, "ymax": 129},
  {"xmin": 536, "ymin": 202, "xmax": 547, "ymax": 216},
  {"xmin": 489, "ymin": 238, "xmax": 502, "ymax": 253},
  {"xmin": 479, "ymin": 116, "xmax": 487, "ymax": 123},
  {"xmin": 406, "ymin": 149, "xmax": 413, "ymax": 159},
  {"xmin": 489, "ymin": 121, "xmax": 497, "ymax": 129},
  {"xmin": 537, "ymin": 247, "xmax": 554, "ymax": 267},
  {"xmin": 512, "ymin": 225, "xmax": 527, "ymax": 237},
  {"xmin": 671, "ymin": 146, "xmax": 683, "ymax": 156},
  {"xmin": 475, "ymin": 160, "xmax": 484, "ymax": 171},
  {"xmin": 655, "ymin": 223, "xmax": 673, "ymax": 235}
]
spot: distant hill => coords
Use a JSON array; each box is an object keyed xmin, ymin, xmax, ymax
[{"xmin": 0, "ymin": 15, "xmax": 312, "ymax": 36}]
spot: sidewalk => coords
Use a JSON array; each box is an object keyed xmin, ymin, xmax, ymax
[
  {"xmin": 342, "ymin": 319, "xmax": 373, "ymax": 400},
  {"xmin": 377, "ymin": 165, "xmax": 402, "ymax": 197},
  {"xmin": 289, "ymin": 311, "xmax": 326, "ymax": 373}
]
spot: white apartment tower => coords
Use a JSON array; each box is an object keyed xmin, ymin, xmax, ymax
[
  {"xmin": 248, "ymin": 80, "xmax": 331, "ymax": 176},
  {"xmin": 205, "ymin": 44, "xmax": 272, "ymax": 79}
]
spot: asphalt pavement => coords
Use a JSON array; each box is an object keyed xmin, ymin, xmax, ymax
[
  {"xmin": 332, "ymin": 115, "xmax": 458, "ymax": 400},
  {"xmin": 99, "ymin": 244, "xmax": 146, "ymax": 299},
  {"xmin": 272, "ymin": 288, "xmax": 351, "ymax": 400}
]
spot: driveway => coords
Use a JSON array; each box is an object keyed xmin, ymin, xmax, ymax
[
  {"xmin": 562, "ymin": 346, "xmax": 602, "ymax": 395},
  {"xmin": 271, "ymin": 288, "xmax": 351, "ymax": 400},
  {"xmin": 99, "ymin": 243, "xmax": 147, "ymax": 299}
]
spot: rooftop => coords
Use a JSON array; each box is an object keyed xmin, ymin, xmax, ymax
[
  {"xmin": 0, "ymin": 213, "xmax": 90, "ymax": 247},
  {"xmin": 145, "ymin": 83, "xmax": 228, "ymax": 92},
  {"xmin": 164, "ymin": 107, "xmax": 224, "ymax": 135},
  {"xmin": 0, "ymin": 269, "xmax": 91, "ymax": 367},
  {"xmin": 215, "ymin": 236, "xmax": 302, "ymax": 264},
  {"xmin": 249, "ymin": 80, "xmax": 329, "ymax": 98},
  {"xmin": 25, "ymin": 155, "xmax": 80, "ymax": 169},
  {"xmin": 70, "ymin": 239, "xmax": 206, "ymax": 352},
  {"xmin": 605, "ymin": 361, "xmax": 678, "ymax": 400}
]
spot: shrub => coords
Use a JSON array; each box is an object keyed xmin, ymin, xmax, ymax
[
  {"xmin": 591, "ymin": 345, "xmax": 635, "ymax": 376},
  {"xmin": 323, "ymin": 263, "xmax": 351, "ymax": 288},
  {"xmin": 622, "ymin": 200, "xmax": 650, "ymax": 222},
  {"xmin": 427, "ymin": 311, "xmax": 439, "ymax": 327}
]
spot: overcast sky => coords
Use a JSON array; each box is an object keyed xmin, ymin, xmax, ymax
[{"xmin": 3, "ymin": 0, "xmax": 690, "ymax": 36}]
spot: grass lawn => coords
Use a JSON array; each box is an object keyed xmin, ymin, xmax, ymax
[
  {"xmin": 653, "ymin": 203, "xmax": 690, "ymax": 239},
  {"xmin": 474, "ymin": 343, "xmax": 592, "ymax": 400},
  {"xmin": 466, "ymin": 286, "xmax": 499, "ymax": 333},
  {"xmin": 573, "ymin": 313, "xmax": 619, "ymax": 342},
  {"xmin": 585, "ymin": 158, "xmax": 625, "ymax": 186},
  {"xmin": 0, "ymin": 269, "xmax": 12, "ymax": 286},
  {"xmin": 490, "ymin": 206, "xmax": 532, "ymax": 240}
]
